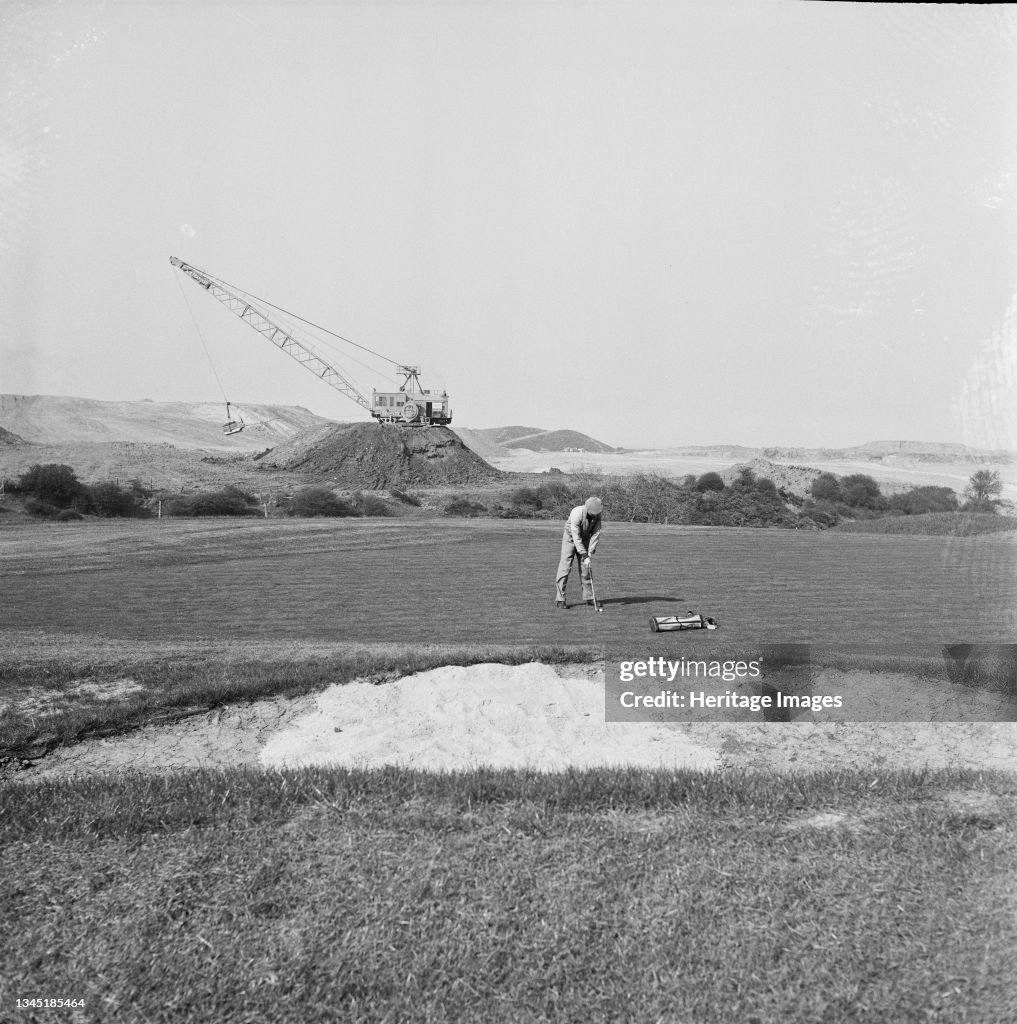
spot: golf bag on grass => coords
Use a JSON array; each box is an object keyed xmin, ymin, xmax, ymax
[{"xmin": 649, "ymin": 612, "xmax": 718, "ymax": 632}]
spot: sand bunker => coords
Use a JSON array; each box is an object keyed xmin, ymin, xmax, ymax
[
  {"xmin": 259, "ymin": 663, "xmax": 719, "ymax": 771},
  {"xmin": 18, "ymin": 662, "xmax": 1017, "ymax": 781}
]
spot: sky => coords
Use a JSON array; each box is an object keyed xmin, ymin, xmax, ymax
[{"xmin": 2, "ymin": 1, "xmax": 1015, "ymax": 450}]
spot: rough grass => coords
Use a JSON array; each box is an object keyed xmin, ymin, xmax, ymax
[
  {"xmin": 834, "ymin": 512, "xmax": 1017, "ymax": 536},
  {"xmin": 2, "ymin": 766, "xmax": 1015, "ymax": 1023}
]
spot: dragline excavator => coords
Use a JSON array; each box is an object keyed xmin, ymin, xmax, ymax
[{"xmin": 169, "ymin": 257, "xmax": 452, "ymax": 427}]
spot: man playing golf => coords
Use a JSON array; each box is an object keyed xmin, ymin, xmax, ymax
[{"xmin": 555, "ymin": 496, "xmax": 603, "ymax": 609}]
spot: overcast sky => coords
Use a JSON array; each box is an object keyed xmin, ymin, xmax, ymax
[{"xmin": 3, "ymin": 1, "xmax": 1015, "ymax": 450}]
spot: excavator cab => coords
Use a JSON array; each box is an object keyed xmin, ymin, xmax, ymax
[{"xmin": 223, "ymin": 402, "xmax": 245, "ymax": 436}]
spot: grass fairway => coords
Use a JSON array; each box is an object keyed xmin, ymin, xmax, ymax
[
  {"xmin": 2, "ymin": 768, "xmax": 1015, "ymax": 1023},
  {"xmin": 2, "ymin": 518, "xmax": 1014, "ymax": 645}
]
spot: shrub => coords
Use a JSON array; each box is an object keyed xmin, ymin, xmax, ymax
[
  {"xmin": 24, "ymin": 496, "xmax": 61, "ymax": 518},
  {"xmin": 16, "ymin": 463, "xmax": 85, "ymax": 507},
  {"xmin": 353, "ymin": 492, "xmax": 393, "ymax": 517},
  {"xmin": 444, "ymin": 497, "xmax": 486, "ymax": 517},
  {"xmin": 695, "ymin": 472, "xmax": 725, "ymax": 493},
  {"xmin": 509, "ymin": 487, "xmax": 543, "ymax": 511},
  {"xmin": 731, "ymin": 467, "xmax": 756, "ymax": 491},
  {"xmin": 167, "ymin": 487, "xmax": 259, "ymax": 517},
  {"xmin": 840, "ymin": 474, "xmax": 884, "ymax": 509},
  {"xmin": 535, "ymin": 480, "xmax": 579, "ymax": 516},
  {"xmin": 86, "ymin": 480, "xmax": 150, "ymax": 518},
  {"xmin": 691, "ymin": 487, "xmax": 795, "ymax": 528},
  {"xmin": 811, "ymin": 473, "xmax": 842, "ymax": 502},
  {"xmin": 614, "ymin": 473, "xmax": 690, "ymax": 523},
  {"xmin": 288, "ymin": 487, "xmax": 357, "ymax": 518},
  {"xmin": 888, "ymin": 486, "xmax": 959, "ymax": 516},
  {"xmin": 800, "ymin": 505, "xmax": 839, "ymax": 528}
]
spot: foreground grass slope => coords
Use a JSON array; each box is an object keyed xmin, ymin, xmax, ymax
[{"xmin": 2, "ymin": 767, "xmax": 1015, "ymax": 1024}]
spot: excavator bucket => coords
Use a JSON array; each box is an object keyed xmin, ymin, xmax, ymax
[{"xmin": 223, "ymin": 402, "xmax": 245, "ymax": 435}]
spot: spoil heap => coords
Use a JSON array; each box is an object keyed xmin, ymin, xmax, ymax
[
  {"xmin": 254, "ymin": 422, "xmax": 502, "ymax": 488},
  {"xmin": 722, "ymin": 457, "xmax": 821, "ymax": 497}
]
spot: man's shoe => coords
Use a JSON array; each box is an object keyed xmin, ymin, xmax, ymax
[{"xmin": 555, "ymin": 600, "xmax": 567, "ymax": 609}]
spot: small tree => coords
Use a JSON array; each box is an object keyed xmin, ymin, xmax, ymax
[{"xmin": 964, "ymin": 470, "xmax": 1003, "ymax": 513}]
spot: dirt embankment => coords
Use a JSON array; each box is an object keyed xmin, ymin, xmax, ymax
[
  {"xmin": 255, "ymin": 422, "xmax": 503, "ymax": 488},
  {"xmin": 0, "ymin": 394, "xmax": 331, "ymax": 449},
  {"xmin": 722, "ymin": 458, "xmax": 823, "ymax": 497}
]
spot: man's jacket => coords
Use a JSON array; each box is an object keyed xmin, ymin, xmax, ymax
[{"xmin": 566, "ymin": 505, "xmax": 601, "ymax": 557}]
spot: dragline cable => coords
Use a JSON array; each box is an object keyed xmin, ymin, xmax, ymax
[{"xmin": 172, "ymin": 268, "xmax": 232, "ymax": 406}]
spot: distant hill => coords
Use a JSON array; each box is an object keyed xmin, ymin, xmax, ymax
[
  {"xmin": 761, "ymin": 441, "xmax": 1015, "ymax": 464},
  {"xmin": 466, "ymin": 426, "xmax": 616, "ymax": 454},
  {"xmin": 481, "ymin": 426, "xmax": 548, "ymax": 446},
  {"xmin": 0, "ymin": 395, "xmax": 334, "ymax": 449},
  {"xmin": 450, "ymin": 428, "xmax": 510, "ymax": 461},
  {"xmin": 504, "ymin": 429, "xmax": 616, "ymax": 453}
]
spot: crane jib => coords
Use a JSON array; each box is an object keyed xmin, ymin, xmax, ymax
[{"xmin": 168, "ymin": 256, "xmax": 452, "ymax": 425}]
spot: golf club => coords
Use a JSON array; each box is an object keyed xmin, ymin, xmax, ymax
[{"xmin": 588, "ymin": 560, "xmax": 603, "ymax": 613}]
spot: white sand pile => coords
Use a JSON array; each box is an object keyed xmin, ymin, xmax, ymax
[{"xmin": 259, "ymin": 662, "xmax": 721, "ymax": 772}]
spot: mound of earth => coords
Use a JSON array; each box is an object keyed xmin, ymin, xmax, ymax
[
  {"xmin": 254, "ymin": 422, "xmax": 503, "ymax": 487},
  {"xmin": 0, "ymin": 425, "xmax": 24, "ymax": 444},
  {"xmin": 722, "ymin": 457, "xmax": 823, "ymax": 497}
]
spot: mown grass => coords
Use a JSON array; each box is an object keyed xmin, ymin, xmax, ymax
[
  {"xmin": 2, "ymin": 519, "xmax": 1015, "ymax": 646},
  {"xmin": 834, "ymin": 512, "xmax": 1017, "ymax": 536},
  {"xmin": 2, "ymin": 766, "xmax": 1015, "ymax": 1023},
  {"xmin": 0, "ymin": 645, "xmax": 598, "ymax": 758}
]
